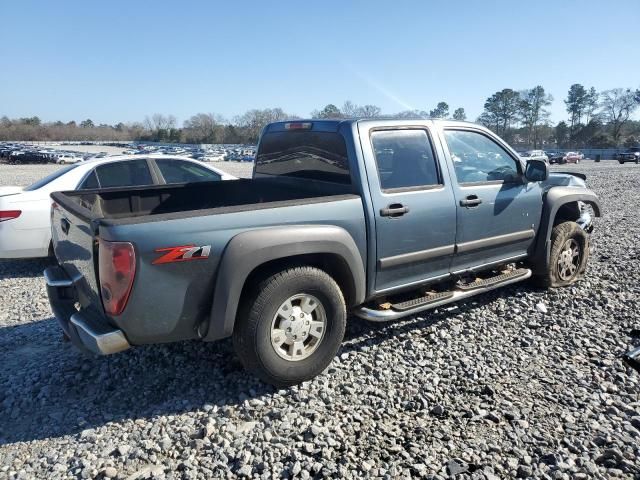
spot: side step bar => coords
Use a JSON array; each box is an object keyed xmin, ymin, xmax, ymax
[
  {"xmin": 354, "ymin": 268, "xmax": 531, "ymax": 322},
  {"xmin": 391, "ymin": 291, "xmax": 455, "ymax": 311}
]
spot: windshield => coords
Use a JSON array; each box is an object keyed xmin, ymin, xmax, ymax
[{"xmin": 23, "ymin": 164, "xmax": 78, "ymax": 191}]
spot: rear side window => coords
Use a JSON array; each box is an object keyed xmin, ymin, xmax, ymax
[
  {"xmin": 95, "ymin": 160, "xmax": 154, "ymax": 188},
  {"xmin": 255, "ymin": 131, "xmax": 351, "ymax": 184},
  {"xmin": 155, "ymin": 159, "xmax": 221, "ymax": 183},
  {"xmin": 80, "ymin": 170, "xmax": 99, "ymax": 189},
  {"xmin": 371, "ymin": 129, "xmax": 441, "ymax": 190}
]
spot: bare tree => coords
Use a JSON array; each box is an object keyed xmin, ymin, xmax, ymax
[
  {"xmin": 341, "ymin": 101, "xmax": 360, "ymax": 118},
  {"xmin": 235, "ymin": 108, "xmax": 295, "ymax": 142},
  {"xmin": 599, "ymin": 88, "xmax": 638, "ymax": 145}
]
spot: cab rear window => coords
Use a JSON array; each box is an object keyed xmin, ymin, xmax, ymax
[{"xmin": 255, "ymin": 131, "xmax": 351, "ymax": 184}]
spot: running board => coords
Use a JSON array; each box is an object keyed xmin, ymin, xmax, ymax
[
  {"xmin": 391, "ymin": 291, "xmax": 455, "ymax": 311},
  {"xmin": 354, "ymin": 268, "xmax": 532, "ymax": 322},
  {"xmin": 456, "ymin": 268, "xmax": 530, "ymax": 291}
]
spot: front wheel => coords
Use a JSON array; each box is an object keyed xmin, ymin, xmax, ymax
[
  {"xmin": 619, "ymin": 160, "xmax": 625, "ymax": 164},
  {"xmin": 534, "ymin": 221, "xmax": 589, "ymax": 288},
  {"xmin": 233, "ymin": 266, "xmax": 346, "ymax": 387}
]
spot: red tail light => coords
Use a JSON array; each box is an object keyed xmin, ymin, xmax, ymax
[
  {"xmin": 99, "ymin": 240, "xmax": 136, "ymax": 316},
  {"xmin": 0, "ymin": 210, "xmax": 21, "ymax": 222}
]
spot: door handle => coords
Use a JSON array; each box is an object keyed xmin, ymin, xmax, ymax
[
  {"xmin": 60, "ymin": 218, "xmax": 70, "ymax": 235},
  {"xmin": 460, "ymin": 195, "xmax": 482, "ymax": 207},
  {"xmin": 380, "ymin": 203, "xmax": 409, "ymax": 217}
]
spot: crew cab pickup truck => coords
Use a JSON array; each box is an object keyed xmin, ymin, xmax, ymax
[{"xmin": 46, "ymin": 120, "xmax": 601, "ymax": 386}]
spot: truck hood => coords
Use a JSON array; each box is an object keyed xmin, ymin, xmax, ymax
[
  {"xmin": 541, "ymin": 172, "xmax": 587, "ymax": 190},
  {"xmin": 0, "ymin": 186, "xmax": 24, "ymax": 197}
]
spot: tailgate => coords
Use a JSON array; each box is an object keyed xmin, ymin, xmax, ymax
[{"xmin": 51, "ymin": 198, "xmax": 103, "ymax": 312}]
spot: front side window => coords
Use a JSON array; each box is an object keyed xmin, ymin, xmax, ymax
[
  {"xmin": 370, "ymin": 129, "xmax": 440, "ymax": 190},
  {"xmin": 95, "ymin": 160, "xmax": 154, "ymax": 188},
  {"xmin": 155, "ymin": 159, "xmax": 221, "ymax": 184},
  {"xmin": 444, "ymin": 130, "xmax": 520, "ymax": 184}
]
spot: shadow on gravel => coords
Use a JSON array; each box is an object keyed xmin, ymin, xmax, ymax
[
  {"xmin": 0, "ymin": 258, "xmax": 52, "ymax": 280},
  {"xmin": 0, "ymin": 285, "xmax": 526, "ymax": 446}
]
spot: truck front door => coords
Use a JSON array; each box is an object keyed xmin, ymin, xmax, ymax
[
  {"xmin": 438, "ymin": 126, "xmax": 543, "ymax": 273},
  {"xmin": 360, "ymin": 124, "xmax": 457, "ymax": 294}
]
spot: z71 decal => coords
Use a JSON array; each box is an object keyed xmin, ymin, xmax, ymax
[{"xmin": 152, "ymin": 245, "xmax": 211, "ymax": 265}]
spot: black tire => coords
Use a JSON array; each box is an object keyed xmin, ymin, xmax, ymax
[
  {"xmin": 619, "ymin": 160, "xmax": 625, "ymax": 164},
  {"xmin": 534, "ymin": 221, "xmax": 589, "ymax": 288},
  {"xmin": 635, "ymin": 158, "xmax": 639, "ymax": 164},
  {"xmin": 233, "ymin": 266, "xmax": 346, "ymax": 387}
]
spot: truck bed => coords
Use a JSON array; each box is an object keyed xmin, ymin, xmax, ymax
[
  {"xmin": 49, "ymin": 174, "xmax": 366, "ymax": 347},
  {"xmin": 51, "ymin": 176, "xmax": 358, "ymax": 224}
]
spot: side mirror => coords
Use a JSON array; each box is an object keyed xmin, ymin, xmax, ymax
[{"xmin": 525, "ymin": 159, "xmax": 549, "ymax": 182}]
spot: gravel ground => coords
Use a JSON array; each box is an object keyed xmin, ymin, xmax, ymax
[{"xmin": 0, "ymin": 161, "xmax": 638, "ymax": 479}]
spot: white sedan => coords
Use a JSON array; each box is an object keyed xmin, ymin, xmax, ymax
[{"xmin": 0, "ymin": 155, "xmax": 236, "ymax": 259}]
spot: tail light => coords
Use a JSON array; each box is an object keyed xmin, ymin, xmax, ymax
[
  {"xmin": 0, "ymin": 210, "xmax": 21, "ymax": 222},
  {"xmin": 99, "ymin": 240, "xmax": 136, "ymax": 316}
]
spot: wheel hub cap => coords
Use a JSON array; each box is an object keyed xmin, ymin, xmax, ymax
[
  {"xmin": 270, "ymin": 294, "xmax": 326, "ymax": 362},
  {"xmin": 557, "ymin": 239, "xmax": 580, "ymax": 281}
]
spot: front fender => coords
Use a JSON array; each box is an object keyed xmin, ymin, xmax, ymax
[
  {"xmin": 203, "ymin": 225, "xmax": 366, "ymax": 341},
  {"xmin": 530, "ymin": 186, "xmax": 601, "ymax": 273}
]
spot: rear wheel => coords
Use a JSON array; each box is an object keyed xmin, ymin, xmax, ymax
[
  {"xmin": 534, "ymin": 221, "xmax": 589, "ymax": 288},
  {"xmin": 233, "ymin": 266, "xmax": 346, "ymax": 387},
  {"xmin": 619, "ymin": 160, "xmax": 625, "ymax": 164}
]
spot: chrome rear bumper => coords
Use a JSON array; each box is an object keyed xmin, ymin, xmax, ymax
[{"xmin": 44, "ymin": 265, "xmax": 130, "ymax": 355}]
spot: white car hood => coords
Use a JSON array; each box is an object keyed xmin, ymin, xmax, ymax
[{"xmin": 0, "ymin": 186, "xmax": 24, "ymax": 197}]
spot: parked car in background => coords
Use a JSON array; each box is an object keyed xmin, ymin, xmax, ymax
[
  {"xmin": 0, "ymin": 155, "xmax": 235, "ymax": 259},
  {"xmin": 55, "ymin": 153, "xmax": 83, "ymax": 164},
  {"xmin": 546, "ymin": 152, "xmax": 564, "ymax": 164},
  {"xmin": 520, "ymin": 150, "xmax": 549, "ymax": 163},
  {"xmin": 563, "ymin": 152, "xmax": 584, "ymax": 164},
  {"xmin": 46, "ymin": 119, "xmax": 601, "ymax": 386},
  {"xmin": 617, "ymin": 147, "xmax": 640, "ymax": 164}
]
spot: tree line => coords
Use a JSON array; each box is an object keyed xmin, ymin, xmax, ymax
[
  {"xmin": 477, "ymin": 85, "xmax": 640, "ymax": 149},
  {"xmin": 1, "ymin": 86, "xmax": 639, "ymax": 147}
]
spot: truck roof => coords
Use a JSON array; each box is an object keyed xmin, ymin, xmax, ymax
[{"xmin": 263, "ymin": 118, "xmax": 480, "ymax": 133}]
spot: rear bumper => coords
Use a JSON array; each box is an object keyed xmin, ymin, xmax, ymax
[{"xmin": 44, "ymin": 265, "xmax": 130, "ymax": 355}]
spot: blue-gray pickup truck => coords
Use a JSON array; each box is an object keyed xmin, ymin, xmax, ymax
[{"xmin": 46, "ymin": 119, "xmax": 601, "ymax": 386}]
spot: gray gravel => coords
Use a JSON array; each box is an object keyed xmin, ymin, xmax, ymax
[{"xmin": 0, "ymin": 161, "xmax": 639, "ymax": 479}]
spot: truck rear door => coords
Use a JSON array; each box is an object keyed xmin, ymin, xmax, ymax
[{"xmin": 358, "ymin": 122, "xmax": 457, "ymax": 293}]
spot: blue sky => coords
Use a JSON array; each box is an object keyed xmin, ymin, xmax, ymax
[{"xmin": 1, "ymin": 0, "xmax": 638, "ymax": 125}]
